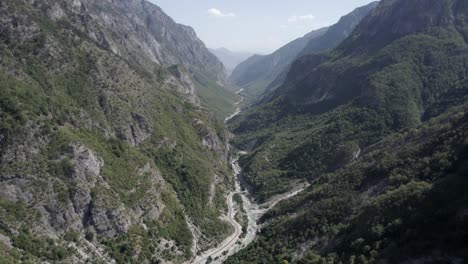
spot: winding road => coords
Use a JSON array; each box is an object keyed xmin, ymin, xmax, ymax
[
  {"xmin": 189, "ymin": 155, "xmax": 309, "ymax": 264},
  {"xmin": 189, "ymin": 89, "xmax": 308, "ymax": 264},
  {"xmin": 190, "ymin": 192, "xmax": 243, "ymax": 264}
]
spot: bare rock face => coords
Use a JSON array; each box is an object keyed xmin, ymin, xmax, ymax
[
  {"xmin": 33, "ymin": 144, "xmax": 105, "ymax": 234},
  {"xmin": 0, "ymin": 233, "xmax": 11, "ymax": 248},
  {"xmin": 193, "ymin": 118, "xmax": 229, "ymax": 162},
  {"xmin": 89, "ymin": 203, "xmax": 131, "ymax": 236},
  {"xmin": 7, "ymin": 0, "xmax": 227, "ymax": 106},
  {"xmin": 135, "ymin": 163, "xmax": 165, "ymax": 218},
  {"xmin": 68, "ymin": 144, "xmax": 103, "ymax": 230},
  {"xmin": 71, "ymin": 188, "xmax": 92, "ymax": 218},
  {"xmin": 0, "ymin": 140, "xmax": 167, "ymax": 239},
  {"xmin": 120, "ymin": 112, "xmax": 153, "ymax": 147},
  {"xmin": 47, "ymin": 2, "xmax": 65, "ymax": 20},
  {"xmin": 167, "ymin": 65, "xmax": 200, "ymax": 105},
  {"xmin": 70, "ymin": 144, "xmax": 104, "ymax": 184}
]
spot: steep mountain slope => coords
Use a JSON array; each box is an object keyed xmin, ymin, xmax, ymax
[
  {"xmin": 35, "ymin": 0, "xmax": 239, "ymax": 119},
  {"xmin": 226, "ymin": 0, "xmax": 468, "ymax": 262},
  {"xmin": 0, "ymin": 0, "xmax": 237, "ymax": 263},
  {"xmin": 297, "ymin": 2, "xmax": 379, "ymax": 57},
  {"xmin": 230, "ymin": 2, "xmax": 378, "ymax": 104},
  {"xmin": 209, "ymin": 48, "xmax": 253, "ymax": 77}
]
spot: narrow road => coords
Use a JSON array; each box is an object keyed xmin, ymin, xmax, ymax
[
  {"xmin": 189, "ymin": 162, "xmax": 309, "ymax": 264},
  {"xmin": 189, "ymin": 89, "xmax": 248, "ymax": 264},
  {"xmin": 190, "ymin": 89, "xmax": 309, "ymax": 264},
  {"xmin": 191, "ymin": 192, "xmax": 243, "ymax": 264}
]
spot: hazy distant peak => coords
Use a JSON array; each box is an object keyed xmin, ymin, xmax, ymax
[{"xmin": 209, "ymin": 47, "xmax": 254, "ymax": 76}]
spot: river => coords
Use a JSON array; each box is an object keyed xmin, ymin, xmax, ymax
[{"xmin": 189, "ymin": 90, "xmax": 308, "ymax": 264}]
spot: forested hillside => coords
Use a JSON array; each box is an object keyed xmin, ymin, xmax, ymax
[{"xmin": 227, "ymin": 0, "xmax": 468, "ymax": 262}]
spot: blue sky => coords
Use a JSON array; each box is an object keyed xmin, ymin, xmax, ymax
[{"xmin": 150, "ymin": 0, "xmax": 377, "ymax": 54}]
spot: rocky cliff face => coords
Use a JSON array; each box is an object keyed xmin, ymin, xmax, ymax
[
  {"xmin": 0, "ymin": 0, "xmax": 233, "ymax": 263},
  {"xmin": 63, "ymin": 0, "xmax": 225, "ymax": 83}
]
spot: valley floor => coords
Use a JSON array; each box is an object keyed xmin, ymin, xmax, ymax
[
  {"xmin": 190, "ymin": 152, "xmax": 310, "ymax": 264},
  {"xmin": 187, "ymin": 91, "xmax": 309, "ymax": 264}
]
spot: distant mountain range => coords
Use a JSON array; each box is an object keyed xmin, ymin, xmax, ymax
[
  {"xmin": 228, "ymin": 27, "xmax": 328, "ymax": 101},
  {"xmin": 209, "ymin": 48, "xmax": 253, "ymax": 76},
  {"xmin": 230, "ymin": 1, "xmax": 378, "ymax": 104}
]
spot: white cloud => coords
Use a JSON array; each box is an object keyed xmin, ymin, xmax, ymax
[
  {"xmin": 207, "ymin": 8, "xmax": 236, "ymax": 18},
  {"xmin": 287, "ymin": 14, "xmax": 315, "ymax": 23}
]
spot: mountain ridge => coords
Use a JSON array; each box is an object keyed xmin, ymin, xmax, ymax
[
  {"xmin": 230, "ymin": 1, "xmax": 379, "ymax": 105},
  {"xmin": 229, "ymin": 27, "xmax": 328, "ymax": 102}
]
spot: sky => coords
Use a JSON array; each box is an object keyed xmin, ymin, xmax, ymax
[{"xmin": 149, "ymin": 0, "xmax": 377, "ymax": 54}]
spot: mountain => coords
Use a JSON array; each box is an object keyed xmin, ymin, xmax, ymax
[
  {"xmin": 230, "ymin": 0, "xmax": 468, "ymax": 206},
  {"xmin": 229, "ymin": 1, "xmax": 378, "ymax": 104},
  {"xmin": 298, "ymin": 1, "xmax": 379, "ymax": 57},
  {"xmin": 0, "ymin": 0, "xmax": 238, "ymax": 262},
  {"xmin": 227, "ymin": 0, "xmax": 468, "ymax": 262},
  {"xmin": 209, "ymin": 47, "xmax": 253, "ymax": 77},
  {"xmin": 229, "ymin": 27, "xmax": 328, "ymax": 102},
  {"xmin": 22, "ymin": 0, "xmax": 239, "ymax": 119},
  {"xmin": 228, "ymin": 104, "xmax": 468, "ymax": 264}
]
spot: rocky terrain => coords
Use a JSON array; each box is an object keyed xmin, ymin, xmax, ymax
[{"xmin": 0, "ymin": 0, "xmax": 238, "ymax": 263}]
